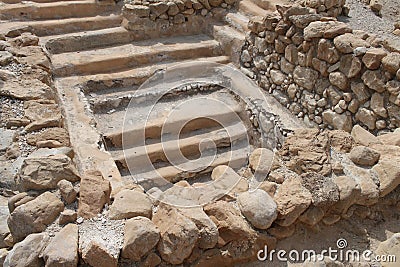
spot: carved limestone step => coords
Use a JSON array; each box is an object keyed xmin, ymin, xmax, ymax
[{"xmin": 51, "ymin": 34, "xmax": 223, "ymax": 77}]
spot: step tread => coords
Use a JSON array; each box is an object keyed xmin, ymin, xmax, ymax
[
  {"xmin": 238, "ymin": 0, "xmax": 268, "ymax": 17},
  {"xmin": 51, "ymin": 34, "xmax": 222, "ymax": 76},
  {"xmin": 225, "ymin": 12, "xmax": 250, "ymax": 32},
  {"xmin": 131, "ymin": 145, "xmax": 250, "ymax": 184},
  {"xmin": 0, "ymin": 14, "xmax": 122, "ymax": 36},
  {"xmin": 113, "ymin": 122, "xmax": 248, "ymax": 165},
  {"xmin": 100, "ymin": 90, "xmax": 243, "ymax": 145},
  {"xmin": 84, "ymin": 55, "xmax": 230, "ymax": 95}
]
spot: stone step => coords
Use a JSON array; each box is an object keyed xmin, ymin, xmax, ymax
[
  {"xmin": 85, "ymin": 56, "xmax": 230, "ymax": 112},
  {"xmin": 1, "ymin": 0, "xmax": 82, "ymax": 3},
  {"xmin": 250, "ymin": 0, "xmax": 282, "ymax": 11},
  {"xmin": 128, "ymin": 145, "xmax": 250, "ymax": 187},
  {"xmin": 212, "ymin": 24, "xmax": 246, "ymax": 64},
  {"xmin": 238, "ymin": 0, "xmax": 268, "ymax": 17},
  {"xmin": 76, "ymin": 55, "xmax": 230, "ymax": 94},
  {"xmin": 0, "ymin": 1, "xmax": 118, "ymax": 20},
  {"xmin": 51, "ymin": 34, "xmax": 223, "ymax": 77},
  {"xmin": 113, "ymin": 122, "xmax": 248, "ymax": 169},
  {"xmin": 42, "ymin": 27, "xmax": 134, "ymax": 54},
  {"xmin": 101, "ymin": 91, "xmax": 243, "ymax": 148},
  {"xmin": 0, "ymin": 14, "xmax": 123, "ymax": 37},
  {"xmin": 225, "ymin": 12, "xmax": 250, "ymax": 33}
]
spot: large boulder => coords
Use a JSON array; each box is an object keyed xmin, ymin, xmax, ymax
[
  {"xmin": 333, "ymin": 33, "xmax": 370, "ymax": 54},
  {"xmin": 41, "ymin": 224, "xmax": 79, "ymax": 267},
  {"xmin": 372, "ymin": 155, "xmax": 400, "ymax": 197},
  {"xmin": 82, "ymin": 241, "xmax": 118, "ymax": 267},
  {"xmin": 78, "ymin": 170, "xmax": 111, "ymax": 219},
  {"xmin": 300, "ymin": 172, "xmax": 339, "ymax": 208},
  {"xmin": 293, "ymin": 66, "xmax": 319, "ymax": 90},
  {"xmin": 122, "ymin": 217, "xmax": 160, "ymax": 261},
  {"xmin": 348, "ymin": 146, "xmax": 380, "ymax": 166},
  {"xmin": 178, "ymin": 207, "xmax": 218, "ymax": 249},
  {"xmin": 274, "ymin": 176, "xmax": 312, "ymax": 226},
  {"xmin": 153, "ymin": 204, "xmax": 199, "ymax": 264},
  {"xmin": 204, "ymin": 201, "xmax": 256, "ymax": 245},
  {"xmin": 331, "ymin": 175, "xmax": 361, "ymax": 214},
  {"xmin": 237, "ymin": 189, "xmax": 277, "ymax": 229},
  {"xmin": 279, "ymin": 128, "xmax": 331, "ymax": 176},
  {"xmin": 3, "ymin": 233, "xmax": 49, "ymax": 267},
  {"xmin": 109, "ymin": 189, "xmax": 152, "ymax": 220},
  {"xmin": 17, "ymin": 154, "xmax": 80, "ymax": 191},
  {"xmin": 8, "ymin": 192, "xmax": 64, "ymax": 242}
]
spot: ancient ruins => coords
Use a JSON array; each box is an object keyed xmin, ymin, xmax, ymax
[{"xmin": 0, "ymin": 0, "xmax": 399, "ymax": 266}]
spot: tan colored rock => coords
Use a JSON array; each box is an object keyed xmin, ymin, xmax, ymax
[
  {"xmin": 149, "ymin": 2, "xmax": 169, "ymax": 16},
  {"xmin": 204, "ymin": 201, "xmax": 256, "ymax": 245},
  {"xmin": 10, "ymin": 32, "xmax": 39, "ymax": 47},
  {"xmin": 153, "ymin": 204, "xmax": 199, "ymax": 264},
  {"xmin": 322, "ymin": 214, "xmax": 341, "ymax": 225},
  {"xmin": 41, "ymin": 224, "xmax": 78, "ymax": 267},
  {"xmin": 7, "ymin": 192, "xmax": 64, "ymax": 242},
  {"xmin": 78, "ymin": 170, "xmax": 111, "ymax": 219},
  {"xmin": 312, "ymin": 58, "xmax": 328, "ymax": 76},
  {"xmin": 122, "ymin": 217, "xmax": 160, "ymax": 261},
  {"xmin": 17, "ymin": 154, "xmax": 80, "ymax": 191},
  {"xmin": 369, "ymin": 0, "xmax": 382, "ymax": 14},
  {"xmin": 322, "ymin": 110, "xmax": 353, "ymax": 132},
  {"xmin": 300, "ymin": 172, "xmax": 339, "ymax": 207},
  {"xmin": 26, "ymin": 127, "xmax": 69, "ymax": 147},
  {"xmin": 82, "ymin": 241, "xmax": 118, "ymax": 267},
  {"xmin": 362, "ymin": 48, "xmax": 387, "ymax": 69},
  {"xmin": 332, "ymin": 175, "xmax": 361, "ymax": 214},
  {"xmin": 141, "ymin": 252, "xmax": 161, "ymax": 267},
  {"xmin": 351, "ymin": 125, "xmax": 381, "ymax": 146},
  {"xmin": 23, "ymin": 100, "xmax": 59, "ymax": 121},
  {"xmin": 334, "ymin": 33, "xmax": 370, "ymax": 54},
  {"xmin": 7, "ymin": 192, "xmax": 37, "ymax": 213},
  {"xmin": 237, "ymin": 189, "xmax": 277, "ymax": 230},
  {"xmin": 317, "ymin": 38, "xmax": 340, "ymax": 64},
  {"xmin": 58, "ymin": 179, "xmax": 77, "ymax": 204},
  {"xmin": 349, "ymin": 145, "xmax": 380, "ymax": 166},
  {"xmin": 382, "ymin": 52, "xmax": 400, "ymax": 74},
  {"xmin": 178, "ymin": 207, "xmax": 218, "ymax": 249},
  {"xmin": 0, "ymin": 79, "xmax": 53, "ymax": 100},
  {"xmin": 249, "ymin": 148, "xmax": 274, "ymax": 174},
  {"xmin": 339, "ymin": 54, "xmax": 362, "ymax": 78},
  {"xmin": 372, "ymin": 158, "xmax": 400, "ymax": 197},
  {"xmin": 293, "ymin": 66, "xmax": 319, "ymax": 90},
  {"xmin": 370, "ymin": 92, "xmax": 387, "ymax": 118},
  {"xmin": 59, "ymin": 210, "xmax": 77, "ymax": 225},
  {"xmin": 329, "ymin": 130, "xmax": 354, "ymax": 153},
  {"xmin": 346, "ymin": 165, "xmax": 379, "ymax": 206},
  {"xmin": 361, "ymin": 70, "xmax": 387, "ymax": 93},
  {"xmin": 298, "ymin": 206, "xmax": 324, "ymax": 226},
  {"xmin": 329, "ymin": 71, "xmax": 348, "ymax": 90},
  {"xmin": 375, "ymin": 233, "xmax": 400, "ymax": 267},
  {"xmin": 259, "ymin": 180, "xmax": 278, "ymax": 196},
  {"xmin": 350, "ymin": 82, "xmax": 370, "ymax": 102},
  {"xmin": 355, "ymin": 108, "xmax": 377, "ymax": 130},
  {"xmin": 3, "ymin": 233, "xmax": 49, "ymax": 267},
  {"xmin": 109, "ymin": 189, "xmax": 152, "ymax": 220},
  {"xmin": 267, "ymin": 224, "xmax": 295, "ymax": 239},
  {"xmin": 279, "ymin": 128, "xmax": 331, "ymax": 176},
  {"xmin": 274, "ymin": 176, "xmax": 312, "ymax": 226},
  {"xmin": 378, "ymin": 132, "xmax": 400, "ymax": 146}
]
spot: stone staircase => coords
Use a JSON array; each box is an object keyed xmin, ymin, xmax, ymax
[{"xmin": 0, "ymin": 0, "xmax": 302, "ymax": 191}]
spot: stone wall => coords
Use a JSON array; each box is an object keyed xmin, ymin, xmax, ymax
[
  {"xmin": 122, "ymin": 0, "xmax": 236, "ymax": 39},
  {"xmin": 241, "ymin": 4, "xmax": 400, "ymax": 133}
]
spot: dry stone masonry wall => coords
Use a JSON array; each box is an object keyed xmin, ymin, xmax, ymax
[{"xmin": 241, "ymin": 3, "xmax": 400, "ymax": 134}]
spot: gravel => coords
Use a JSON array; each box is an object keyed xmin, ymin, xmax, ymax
[{"xmin": 339, "ymin": 0, "xmax": 400, "ymax": 44}]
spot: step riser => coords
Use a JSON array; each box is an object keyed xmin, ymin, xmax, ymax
[
  {"xmin": 83, "ymin": 56, "xmax": 230, "ymax": 94},
  {"xmin": 0, "ymin": 3, "xmax": 117, "ymax": 20},
  {"xmin": 132, "ymin": 152, "xmax": 248, "ymax": 184},
  {"xmin": 45, "ymin": 30, "xmax": 133, "ymax": 54},
  {"xmin": 53, "ymin": 44, "xmax": 222, "ymax": 77},
  {"xmin": 106, "ymin": 114, "xmax": 241, "ymax": 148},
  {"xmin": 31, "ymin": 16, "xmax": 123, "ymax": 37},
  {"xmin": 116, "ymin": 127, "xmax": 247, "ymax": 168}
]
